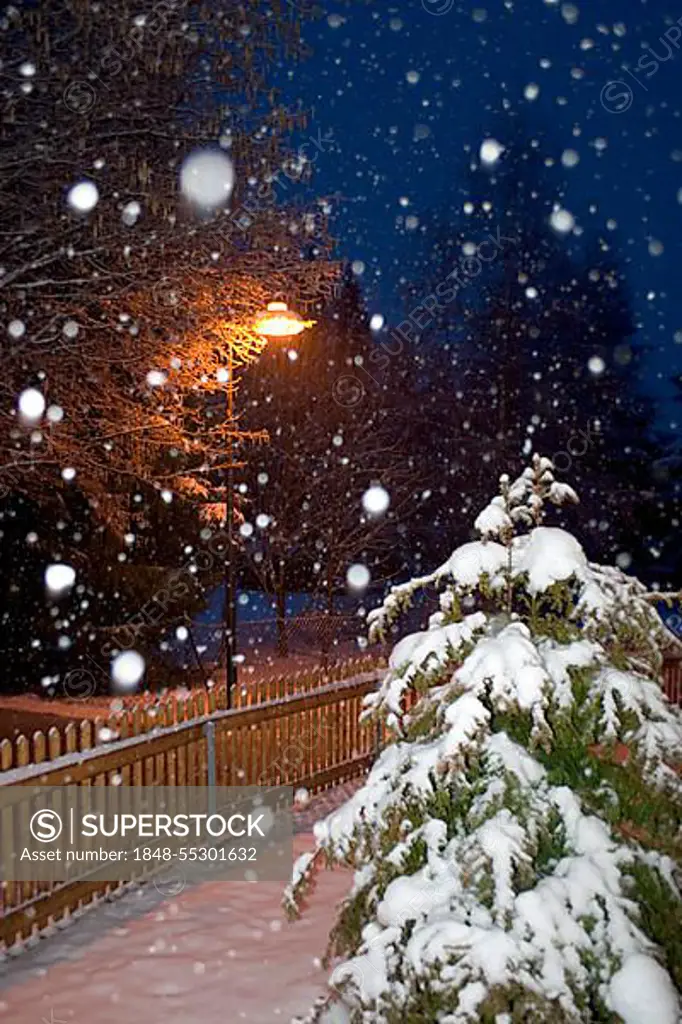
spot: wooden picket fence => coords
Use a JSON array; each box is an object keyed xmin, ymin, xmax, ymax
[
  {"xmin": 0, "ymin": 668, "xmax": 387, "ymax": 949},
  {"xmin": 0, "ymin": 655, "xmax": 382, "ymax": 775},
  {"xmin": 1, "ymin": 654, "xmax": 677, "ymax": 781}
]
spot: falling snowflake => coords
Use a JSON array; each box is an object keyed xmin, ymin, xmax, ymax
[
  {"xmin": 121, "ymin": 200, "xmax": 142, "ymax": 226},
  {"xmin": 588, "ymin": 355, "xmax": 606, "ymax": 375},
  {"xmin": 111, "ymin": 650, "xmax": 146, "ymax": 691},
  {"xmin": 8, "ymin": 319, "xmax": 25, "ymax": 340},
  {"xmin": 46, "ymin": 405, "xmax": 64, "ymax": 423},
  {"xmin": 362, "ymin": 485, "xmax": 390, "ymax": 516},
  {"xmin": 18, "ymin": 388, "xmax": 45, "ymax": 420},
  {"xmin": 67, "ymin": 180, "xmax": 99, "ymax": 213},
  {"xmin": 146, "ymin": 370, "xmax": 167, "ymax": 387},
  {"xmin": 346, "ymin": 564, "xmax": 371, "ymax": 591},
  {"xmin": 45, "ymin": 563, "xmax": 76, "ymax": 595},
  {"xmin": 180, "ymin": 149, "xmax": 235, "ymax": 208},
  {"xmin": 480, "ymin": 139, "xmax": 504, "ymax": 166},
  {"xmin": 549, "ymin": 207, "xmax": 575, "ymax": 234}
]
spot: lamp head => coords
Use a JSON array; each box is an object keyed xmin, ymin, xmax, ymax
[{"xmin": 254, "ymin": 301, "xmax": 314, "ymax": 338}]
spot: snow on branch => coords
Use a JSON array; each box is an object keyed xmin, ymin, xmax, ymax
[{"xmin": 475, "ymin": 453, "xmax": 579, "ymax": 542}]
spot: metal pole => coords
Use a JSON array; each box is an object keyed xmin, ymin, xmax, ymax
[
  {"xmin": 224, "ymin": 341, "xmax": 237, "ymax": 709},
  {"xmin": 186, "ymin": 620, "xmax": 209, "ymax": 688},
  {"xmin": 204, "ymin": 720, "xmax": 217, "ymax": 814}
]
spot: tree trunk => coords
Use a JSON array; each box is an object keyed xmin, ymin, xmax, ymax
[
  {"xmin": 275, "ymin": 586, "xmax": 288, "ymax": 657},
  {"xmin": 321, "ymin": 572, "xmax": 335, "ymax": 659}
]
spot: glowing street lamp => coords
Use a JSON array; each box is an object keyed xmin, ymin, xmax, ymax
[
  {"xmin": 253, "ymin": 301, "xmax": 315, "ymax": 338},
  {"xmin": 222, "ymin": 300, "xmax": 314, "ymax": 707}
]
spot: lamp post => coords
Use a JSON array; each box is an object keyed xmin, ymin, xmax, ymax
[{"xmin": 223, "ymin": 301, "xmax": 314, "ymax": 708}]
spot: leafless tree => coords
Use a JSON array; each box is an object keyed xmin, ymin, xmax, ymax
[{"xmin": 0, "ymin": 0, "xmax": 339, "ymax": 529}]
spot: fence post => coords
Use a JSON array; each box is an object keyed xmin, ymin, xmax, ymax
[{"xmin": 204, "ymin": 720, "xmax": 217, "ymax": 814}]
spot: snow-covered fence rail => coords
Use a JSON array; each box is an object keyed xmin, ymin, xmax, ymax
[{"xmin": 0, "ymin": 669, "xmax": 386, "ymax": 950}]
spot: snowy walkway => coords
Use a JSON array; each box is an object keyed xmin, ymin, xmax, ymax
[{"xmin": 0, "ymin": 785, "xmax": 358, "ymax": 1024}]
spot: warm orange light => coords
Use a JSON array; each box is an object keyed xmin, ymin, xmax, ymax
[{"xmin": 253, "ymin": 301, "xmax": 315, "ymax": 338}]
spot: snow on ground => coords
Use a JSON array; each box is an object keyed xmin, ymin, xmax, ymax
[{"xmin": 0, "ymin": 788, "xmax": 357, "ymax": 1024}]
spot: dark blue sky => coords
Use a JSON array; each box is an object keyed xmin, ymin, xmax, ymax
[{"xmin": 281, "ymin": 0, "xmax": 682, "ymax": 429}]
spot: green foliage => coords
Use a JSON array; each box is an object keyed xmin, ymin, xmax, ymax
[
  {"xmin": 328, "ymin": 879, "xmax": 376, "ymax": 963},
  {"xmin": 572, "ymin": 944, "xmax": 623, "ymax": 1022},
  {"xmin": 532, "ymin": 805, "xmax": 569, "ymax": 875},
  {"xmin": 379, "ymin": 972, "xmax": 584, "ymax": 1024},
  {"xmin": 589, "ymin": 606, "xmax": 664, "ymax": 680},
  {"xmin": 626, "ymin": 862, "xmax": 682, "ymax": 991},
  {"xmin": 410, "ymin": 648, "xmax": 462, "ymax": 696},
  {"xmin": 401, "ymin": 835, "xmax": 428, "ymax": 876},
  {"xmin": 520, "ymin": 578, "xmax": 583, "ymax": 643},
  {"xmin": 540, "ymin": 668, "xmax": 603, "ymax": 787},
  {"xmin": 590, "ymin": 760, "xmax": 682, "ymax": 860},
  {"xmin": 488, "ymin": 705, "xmax": 534, "ymax": 750},
  {"xmin": 443, "ymin": 591, "xmax": 464, "ymax": 623},
  {"xmin": 424, "ymin": 772, "xmax": 484, "ymax": 837},
  {"xmin": 404, "ymin": 699, "xmax": 440, "ymax": 740}
]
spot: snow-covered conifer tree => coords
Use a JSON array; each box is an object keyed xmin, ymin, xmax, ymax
[{"xmin": 287, "ymin": 454, "xmax": 682, "ymax": 1024}]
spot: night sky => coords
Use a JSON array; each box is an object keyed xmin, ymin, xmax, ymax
[{"xmin": 281, "ymin": 0, "xmax": 682, "ymax": 426}]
